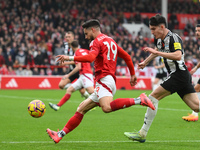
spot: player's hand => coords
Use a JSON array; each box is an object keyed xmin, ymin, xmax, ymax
[
  {"xmin": 130, "ymin": 75, "xmax": 137, "ymax": 86},
  {"xmin": 62, "ymin": 74, "xmax": 69, "ymax": 80},
  {"xmin": 59, "ymin": 62, "xmax": 68, "ymax": 66},
  {"xmin": 64, "ymin": 74, "xmax": 69, "ymax": 78},
  {"xmin": 143, "ymin": 47, "xmax": 158, "ymax": 55},
  {"xmin": 56, "ymin": 55, "xmax": 69, "ymax": 64},
  {"xmin": 138, "ymin": 61, "xmax": 146, "ymax": 69},
  {"xmin": 190, "ymin": 67, "xmax": 197, "ymax": 75}
]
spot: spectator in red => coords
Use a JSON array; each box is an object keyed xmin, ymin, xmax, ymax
[
  {"xmin": 46, "ymin": 39, "xmax": 53, "ymax": 55},
  {"xmin": 7, "ymin": 66, "xmax": 16, "ymax": 75},
  {"xmin": 69, "ymin": 5, "xmax": 78, "ymax": 18},
  {"xmin": 40, "ymin": 68, "xmax": 45, "ymax": 75},
  {"xmin": 26, "ymin": 50, "xmax": 35, "ymax": 66},
  {"xmin": 0, "ymin": 64, "xmax": 8, "ymax": 75},
  {"xmin": 46, "ymin": 67, "xmax": 52, "ymax": 76}
]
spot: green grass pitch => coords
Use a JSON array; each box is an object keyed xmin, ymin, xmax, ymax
[{"xmin": 1, "ymin": 89, "xmax": 200, "ymax": 150}]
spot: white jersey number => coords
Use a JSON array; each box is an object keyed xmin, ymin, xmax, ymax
[{"xmin": 103, "ymin": 41, "xmax": 117, "ymax": 61}]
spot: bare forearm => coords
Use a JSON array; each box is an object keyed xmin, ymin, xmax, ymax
[
  {"xmin": 144, "ymin": 54, "xmax": 157, "ymax": 65},
  {"xmin": 155, "ymin": 51, "xmax": 181, "ymax": 61},
  {"xmin": 62, "ymin": 61, "xmax": 75, "ymax": 65},
  {"xmin": 196, "ymin": 62, "xmax": 200, "ymax": 69},
  {"xmin": 68, "ymin": 67, "xmax": 80, "ymax": 77}
]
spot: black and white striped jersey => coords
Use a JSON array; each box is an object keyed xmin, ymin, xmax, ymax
[
  {"xmin": 64, "ymin": 42, "xmax": 75, "ymax": 71},
  {"xmin": 154, "ymin": 31, "xmax": 187, "ymax": 74},
  {"xmin": 155, "ymin": 56, "xmax": 167, "ymax": 74}
]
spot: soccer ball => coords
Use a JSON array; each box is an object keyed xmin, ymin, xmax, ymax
[{"xmin": 28, "ymin": 100, "xmax": 46, "ymax": 118}]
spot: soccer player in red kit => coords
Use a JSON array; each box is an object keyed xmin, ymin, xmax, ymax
[
  {"xmin": 46, "ymin": 19, "xmax": 155, "ymax": 143},
  {"xmin": 48, "ymin": 40, "xmax": 94, "ymax": 111}
]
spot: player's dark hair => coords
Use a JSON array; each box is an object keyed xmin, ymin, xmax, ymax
[
  {"xmin": 196, "ymin": 24, "xmax": 200, "ymax": 27},
  {"xmin": 71, "ymin": 40, "xmax": 79, "ymax": 48},
  {"xmin": 149, "ymin": 14, "xmax": 167, "ymax": 27},
  {"xmin": 82, "ymin": 19, "xmax": 100, "ymax": 29}
]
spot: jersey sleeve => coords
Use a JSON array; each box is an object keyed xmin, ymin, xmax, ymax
[
  {"xmin": 74, "ymin": 50, "xmax": 81, "ymax": 64},
  {"xmin": 117, "ymin": 46, "xmax": 135, "ymax": 75},
  {"xmin": 74, "ymin": 41, "xmax": 99, "ymax": 63},
  {"xmin": 169, "ymin": 36, "xmax": 183, "ymax": 53}
]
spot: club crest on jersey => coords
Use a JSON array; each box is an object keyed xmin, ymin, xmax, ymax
[{"xmin": 164, "ymin": 37, "xmax": 170, "ymax": 50}]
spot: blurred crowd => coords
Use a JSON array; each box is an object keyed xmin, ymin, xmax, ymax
[{"xmin": 0, "ymin": 0, "xmax": 200, "ymax": 76}]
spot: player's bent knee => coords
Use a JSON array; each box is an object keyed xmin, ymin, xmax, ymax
[
  {"xmin": 87, "ymin": 88, "xmax": 94, "ymax": 94},
  {"xmin": 58, "ymin": 83, "xmax": 64, "ymax": 89},
  {"xmin": 101, "ymin": 106, "xmax": 112, "ymax": 113}
]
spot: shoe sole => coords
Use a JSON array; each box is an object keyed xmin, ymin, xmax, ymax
[
  {"xmin": 46, "ymin": 129, "xmax": 58, "ymax": 144},
  {"xmin": 124, "ymin": 133, "xmax": 146, "ymax": 143},
  {"xmin": 49, "ymin": 103, "xmax": 58, "ymax": 111},
  {"xmin": 182, "ymin": 118, "xmax": 198, "ymax": 122}
]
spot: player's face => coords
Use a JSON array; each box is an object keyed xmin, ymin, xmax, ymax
[
  {"xmin": 149, "ymin": 25, "xmax": 164, "ymax": 39},
  {"xmin": 195, "ymin": 27, "xmax": 200, "ymax": 39},
  {"xmin": 83, "ymin": 28, "xmax": 95, "ymax": 42},
  {"xmin": 65, "ymin": 33, "xmax": 74, "ymax": 44}
]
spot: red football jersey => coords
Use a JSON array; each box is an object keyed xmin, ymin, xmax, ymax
[
  {"xmin": 74, "ymin": 33, "xmax": 135, "ymax": 82},
  {"xmin": 75, "ymin": 48, "xmax": 93, "ymax": 75},
  {"xmin": 89, "ymin": 33, "xmax": 120, "ymax": 81}
]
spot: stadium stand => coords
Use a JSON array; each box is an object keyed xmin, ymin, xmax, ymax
[{"xmin": 0, "ymin": 0, "xmax": 199, "ymax": 76}]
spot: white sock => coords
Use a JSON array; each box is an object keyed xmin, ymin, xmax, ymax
[
  {"xmin": 57, "ymin": 130, "xmax": 66, "ymax": 138},
  {"xmin": 82, "ymin": 91, "xmax": 90, "ymax": 99},
  {"xmin": 140, "ymin": 95, "xmax": 159, "ymax": 138},
  {"xmin": 63, "ymin": 83, "xmax": 72, "ymax": 90},
  {"xmin": 192, "ymin": 111, "xmax": 198, "ymax": 116}
]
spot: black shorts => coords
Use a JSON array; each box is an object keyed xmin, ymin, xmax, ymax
[
  {"xmin": 155, "ymin": 72, "xmax": 167, "ymax": 81},
  {"xmin": 161, "ymin": 70, "xmax": 195, "ymax": 99},
  {"xmin": 197, "ymin": 79, "xmax": 200, "ymax": 85},
  {"xmin": 69, "ymin": 71, "xmax": 80, "ymax": 82}
]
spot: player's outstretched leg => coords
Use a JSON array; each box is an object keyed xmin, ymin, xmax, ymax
[
  {"xmin": 49, "ymin": 102, "xmax": 60, "ymax": 111},
  {"xmin": 46, "ymin": 128, "xmax": 62, "ymax": 144},
  {"xmin": 110, "ymin": 93, "xmax": 155, "ymax": 112},
  {"xmin": 182, "ymin": 112, "xmax": 198, "ymax": 122}
]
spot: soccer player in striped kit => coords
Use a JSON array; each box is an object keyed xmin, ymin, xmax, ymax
[{"xmin": 124, "ymin": 15, "xmax": 200, "ymax": 143}]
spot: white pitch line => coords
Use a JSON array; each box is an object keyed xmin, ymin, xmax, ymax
[
  {"xmin": 0, "ymin": 95, "xmax": 81, "ymax": 103},
  {"xmin": 2, "ymin": 140, "xmax": 200, "ymax": 144},
  {"xmin": 0, "ymin": 95, "xmax": 190, "ymax": 111}
]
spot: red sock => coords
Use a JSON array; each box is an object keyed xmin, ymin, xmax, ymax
[
  {"xmin": 110, "ymin": 98, "xmax": 135, "ymax": 111},
  {"xmin": 62, "ymin": 112, "xmax": 83, "ymax": 134},
  {"xmin": 57, "ymin": 94, "xmax": 71, "ymax": 107}
]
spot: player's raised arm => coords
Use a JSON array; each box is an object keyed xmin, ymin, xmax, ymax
[
  {"xmin": 117, "ymin": 46, "xmax": 137, "ymax": 86},
  {"xmin": 118, "ymin": 46, "xmax": 135, "ymax": 75},
  {"xmin": 56, "ymin": 51, "xmax": 97, "ymax": 63}
]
